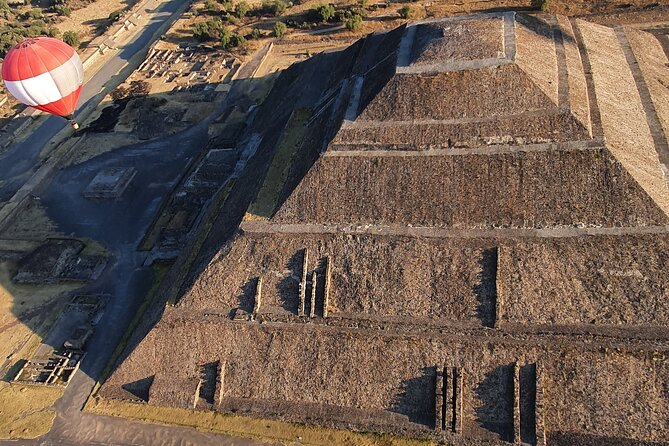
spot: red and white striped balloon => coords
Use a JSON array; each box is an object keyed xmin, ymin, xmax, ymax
[{"xmin": 2, "ymin": 37, "xmax": 84, "ymax": 121}]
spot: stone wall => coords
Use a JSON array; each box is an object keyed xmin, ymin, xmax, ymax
[{"xmin": 273, "ymin": 149, "xmax": 669, "ymax": 228}]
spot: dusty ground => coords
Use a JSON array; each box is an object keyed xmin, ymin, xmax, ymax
[
  {"xmin": 58, "ymin": 0, "xmax": 136, "ymax": 45},
  {"xmin": 0, "ymin": 382, "xmax": 64, "ymax": 440}
]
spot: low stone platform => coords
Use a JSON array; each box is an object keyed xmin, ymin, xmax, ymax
[{"xmin": 83, "ymin": 167, "xmax": 136, "ymax": 199}]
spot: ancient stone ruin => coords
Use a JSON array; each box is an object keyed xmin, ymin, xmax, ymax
[{"xmin": 101, "ymin": 12, "xmax": 669, "ymax": 446}]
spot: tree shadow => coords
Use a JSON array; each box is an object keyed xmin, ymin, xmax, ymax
[
  {"xmin": 389, "ymin": 366, "xmax": 435, "ymax": 427},
  {"xmin": 83, "ymin": 18, "xmax": 113, "ymax": 36}
]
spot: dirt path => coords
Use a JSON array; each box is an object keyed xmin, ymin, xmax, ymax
[{"xmin": 57, "ymin": 0, "xmax": 132, "ymax": 44}]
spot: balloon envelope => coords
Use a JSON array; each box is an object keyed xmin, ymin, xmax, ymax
[{"xmin": 2, "ymin": 37, "xmax": 84, "ymax": 118}]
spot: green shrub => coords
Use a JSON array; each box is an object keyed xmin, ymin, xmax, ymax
[
  {"xmin": 192, "ymin": 18, "xmax": 227, "ymax": 41},
  {"xmin": 235, "ymin": 1, "xmax": 249, "ymax": 17},
  {"xmin": 310, "ymin": 3, "xmax": 335, "ymax": 22},
  {"xmin": 109, "ymin": 9, "xmax": 123, "ymax": 21},
  {"xmin": 259, "ymin": 0, "xmax": 286, "ymax": 16},
  {"xmin": 221, "ymin": 12, "xmax": 238, "ymax": 24},
  {"xmin": 25, "ymin": 8, "xmax": 42, "ymax": 20},
  {"xmin": 219, "ymin": 25, "xmax": 232, "ymax": 47},
  {"xmin": 0, "ymin": 30, "xmax": 23, "ymax": 56},
  {"xmin": 231, "ymin": 33, "xmax": 246, "ymax": 48},
  {"xmin": 344, "ymin": 13, "xmax": 362, "ymax": 30},
  {"xmin": 250, "ymin": 27, "xmax": 261, "ymax": 39},
  {"xmin": 398, "ymin": 5, "xmax": 411, "ymax": 18},
  {"xmin": 273, "ymin": 20, "xmax": 287, "ymax": 37},
  {"xmin": 204, "ymin": 0, "xmax": 219, "ymax": 11},
  {"xmin": 25, "ymin": 21, "xmax": 49, "ymax": 38},
  {"xmin": 54, "ymin": 5, "xmax": 71, "ymax": 16},
  {"xmin": 537, "ymin": 0, "xmax": 550, "ymax": 11},
  {"xmin": 192, "ymin": 21, "xmax": 210, "ymax": 40},
  {"xmin": 62, "ymin": 30, "xmax": 80, "ymax": 47}
]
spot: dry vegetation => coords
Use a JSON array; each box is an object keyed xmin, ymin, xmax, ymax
[
  {"xmin": 87, "ymin": 395, "xmax": 436, "ymax": 446},
  {"xmin": 0, "ymin": 382, "xmax": 63, "ymax": 439}
]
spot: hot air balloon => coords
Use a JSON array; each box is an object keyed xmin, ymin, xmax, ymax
[{"xmin": 2, "ymin": 37, "xmax": 84, "ymax": 129}]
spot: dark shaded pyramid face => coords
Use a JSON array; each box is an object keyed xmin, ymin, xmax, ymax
[{"xmin": 101, "ymin": 11, "xmax": 669, "ymax": 446}]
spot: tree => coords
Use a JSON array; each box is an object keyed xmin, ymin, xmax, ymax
[
  {"xmin": 344, "ymin": 14, "xmax": 362, "ymax": 31},
  {"xmin": 111, "ymin": 86, "xmax": 129, "ymax": 101},
  {"xmin": 235, "ymin": 1, "xmax": 249, "ymax": 17},
  {"xmin": 0, "ymin": 30, "xmax": 22, "ymax": 56},
  {"xmin": 62, "ymin": 31, "xmax": 80, "ymax": 47},
  {"xmin": 192, "ymin": 21, "xmax": 211, "ymax": 40},
  {"xmin": 219, "ymin": 26, "xmax": 232, "ymax": 47},
  {"xmin": 219, "ymin": 0, "xmax": 233, "ymax": 12},
  {"xmin": 109, "ymin": 9, "xmax": 123, "ymax": 21},
  {"xmin": 311, "ymin": 3, "xmax": 335, "ymax": 22},
  {"xmin": 398, "ymin": 5, "xmax": 412, "ymax": 19},
  {"xmin": 251, "ymin": 27, "xmax": 262, "ymax": 39},
  {"xmin": 273, "ymin": 21, "xmax": 287, "ymax": 38},
  {"xmin": 54, "ymin": 5, "xmax": 71, "ymax": 16},
  {"xmin": 260, "ymin": 0, "xmax": 286, "ymax": 16},
  {"xmin": 204, "ymin": 0, "xmax": 218, "ymax": 11},
  {"xmin": 221, "ymin": 12, "xmax": 238, "ymax": 24},
  {"xmin": 25, "ymin": 8, "xmax": 42, "ymax": 19},
  {"xmin": 231, "ymin": 33, "xmax": 247, "ymax": 50},
  {"xmin": 192, "ymin": 18, "xmax": 227, "ymax": 41}
]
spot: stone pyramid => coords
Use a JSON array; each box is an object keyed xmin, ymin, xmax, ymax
[{"xmin": 101, "ymin": 12, "xmax": 669, "ymax": 446}]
